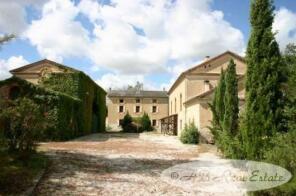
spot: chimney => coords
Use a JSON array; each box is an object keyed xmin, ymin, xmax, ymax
[
  {"xmin": 204, "ymin": 80, "xmax": 210, "ymax": 92},
  {"xmin": 109, "ymin": 87, "xmax": 112, "ymax": 92},
  {"xmin": 163, "ymin": 87, "xmax": 166, "ymax": 91},
  {"xmin": 205, "ymin": 56, "xmax": 210, "ymax": 61}
]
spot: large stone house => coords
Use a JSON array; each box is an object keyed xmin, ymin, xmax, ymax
[
  {"xmin": 107, "ymin": 88, "xmax": 168, "ymax": 131},
  {"xmin": 0, "ymin": 59, "xmax": 107, "ymax": 140},
  {"xmin": 163, "ymin": 51, "xmax": 246, "ymax": 142}
]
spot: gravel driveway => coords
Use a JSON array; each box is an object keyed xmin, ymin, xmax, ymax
[{"xmin": 34, "ymin": 132, "xmax": 244, "ymax": 196}]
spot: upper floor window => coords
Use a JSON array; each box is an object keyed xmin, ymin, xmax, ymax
[
  {"xmin": 180, "ymin": 94, "xmax": 182, "ymax": 111},
  {"xmin": 135, "ymin": 106, "xmax": 141, "ymax": 113},
  {"xmin": 136, "ymin": 98, "xmax": 141, "ymax": 103},
  {"xmin": 152, "ymin": 99, "xmax": 157, "ymax": 103},
  {"xmin": 152, "ymin": 106, "xmax": 157, "ymax": 113},
  {"xmin": 119, "ymin": 105, "xmax": 124, "ymax": 113},
  {"xmin": 119, "ymin": 99, "xmax": 124, "ymax": 103}
]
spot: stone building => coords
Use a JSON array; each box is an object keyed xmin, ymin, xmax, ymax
[
  {"xmin": 107, "ymin": 88, "xmax": 169, "ymax": 131},
  {"xmin": 162, "ymin": 51, "xmax": 247, "ymax": 142},
  {"xmin": 0, "ymin": 59, "xmax": 107, "ymax": 140}
]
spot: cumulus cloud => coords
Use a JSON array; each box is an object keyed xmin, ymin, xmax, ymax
[
  {"xmin": 78, "ymin": 0, "xmax": 244, "ymax": 74},
  {"xmin": 274, "ymin": 7, "xmax": 296, "ymax": 50},
  {"xmin": 25, "ymin": 0, "xmax": 90, "ymax": 62},
  {"xmin": 0, "ymin": 0, "xmax": 45, "ymax": 34},
  {"xmin": 0, "ymin": 56, "xmax": 29, "ymax": 80},
  {"xmin": 96, "ymin": 73, "xmax": 145, "ymax": 90},
  {"xmin": 24, "ymin": 0, "xmax": 244, "ymax": 75}
]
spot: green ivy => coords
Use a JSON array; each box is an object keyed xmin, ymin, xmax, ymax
[{"xmin": 0, "ymin": 73, "xmax": 106, "ymax": 141}]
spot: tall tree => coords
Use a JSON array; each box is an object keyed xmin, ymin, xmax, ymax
[
  {"xmin": 209, "ymin": 69, "xmax": 226, "ymax": 142},
  {"xmin": 223, "ymin": 59, "xmax": 239, "ymax": 136},
  {"xmin": 243, "ymin": 0, "xmax": 287, "ymax": 159}
]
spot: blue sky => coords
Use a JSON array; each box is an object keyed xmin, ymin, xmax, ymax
[{"xmin": 0, "ymin": 0, "xmax": 296, "ymax": 90}]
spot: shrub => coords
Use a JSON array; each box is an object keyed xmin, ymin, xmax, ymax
[
  {"xmin": 254, "ymin": 131, "xmax": 296, "ymax": 196},
  {"xmin": 141, "ymin": 113, "xmax": 153, "ymax": 132},
  {"xmin": 180, "ymin": 122, "xmax": 199, "ymax": 144},
  {"xmin": 121, "ymin": 112, "xmax": 137, "ymax": 132},
  {"xmin": 0, "ymin": 98, "xmax": 49, "ymax": 157}
]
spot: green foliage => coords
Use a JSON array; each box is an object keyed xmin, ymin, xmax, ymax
[
  {"xmin": 41, "ymin": 72, "xmax": 107, "ymax": 134},
  {"xmin": 0, "ymin": 98, "xmax": 49, "ymax": 156},
  {"xmin": 209, "ymin": 69, "xmax": 226, "ymax": 139},
  {"xmin": 121, "ymin": 112, "xmax": 137, "ymax": 132},
  {"xmin": 223, "ymin": 59, "xmax": 239, "ymax": 136},
  {"xmin": 141, "ymin": 113, "xmax": 153, "ymax": 132},
  {"xmin": 0, "ymin": 150, "xmax": 47, "ymax": 195},
  {"xmin": 242, "ymin": 0, "xmax": 287, "ymax": 160},
  {"xmin": 0, "ymin": 71, "xmax": 107, "ymax": 141},
  {"xmin": 209, "ymin": 60, "xmax": 240, "ymax": 158},
  {"xmin": 259, "ymin": 131, "xmax": 296, "ymax": 195},
  {"xmin": 180, "ymin": 122, "xmax": 199, "ymax": 144}
]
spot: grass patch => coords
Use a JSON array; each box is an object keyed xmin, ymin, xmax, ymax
[{"xmin": 0, "ymin": 150, "xmax": 48, "ymax": 195}]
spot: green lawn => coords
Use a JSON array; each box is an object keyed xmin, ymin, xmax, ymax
[{"xmin": 0, "ymin": 150, "xmax": 48, "ymax": 195}]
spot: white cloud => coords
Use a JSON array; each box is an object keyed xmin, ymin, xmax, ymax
[
  {"xmin": 96, "ymin": 72, "xmax": 160, "ymax": 90},
  {"xmin": 96, "ymin": 73, "xmax": 145, "ymax": 90},
  {"xmin": 0, "ymin": 56, "xmax": 29, "ymax": 80},
  {"xmin": 0, "ymin": 0, "xmax": 45, "ymax": 35},
  {"xmin": 274, "ymin": 8, "xmax": 296, "ymax": 50},
  {"xmin": 79, "ymin": 0, "xmax": 244, "ymax": 74},
  {"xmin": 25, "ymin": 0, "xmax": 90, "ymax": 62},
  {"xmin": 25, "ymin": 0, "xmax": 245, "ymax": 75}
]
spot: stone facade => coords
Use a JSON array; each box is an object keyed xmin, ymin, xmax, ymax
[
  {"xmin": 167, "ymin": 51, "xmax": 247, "ymax": 142},
  {"xmin": 107, "ymin": 90, "xmax": 169, "ymax": 131}
]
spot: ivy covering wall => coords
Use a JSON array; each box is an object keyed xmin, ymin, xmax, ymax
[{"xmin": 0, "ymin": 72, "xmax": 106, "ymax": 141}]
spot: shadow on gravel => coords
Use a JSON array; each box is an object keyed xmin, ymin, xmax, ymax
[
  {"xmin": 73, "ymin": 132, "xmax": 141, "ymax": 142},
  {"xmin": 34, "ymin": 150, "xmax": 190, "ymax": 195}
]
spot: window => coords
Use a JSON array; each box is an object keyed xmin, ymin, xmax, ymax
[
  {"xmin": 152, "ymin": 99, "xmax": 157, "ymax": 103},
  {"xmin": 152, "ymin": 106, "xmax": 157, "ymax": 113},
  {"xmin": 119, "ymin": 119, "xmax": 124, "ymax": 126},
  {"xmin": 180, "ymin": 94, "xmax": 182, "ymax": 111},
  {"xmin": 180, "ymin": 120, "xmax": 182, "ymax": 130},
  {"xmin": 175, "ymin": 98, "xmax": 177, "ymax": 113},
  {"xmin": 136, "ymin": 106, "xmax": 141, "ymax": 113},
  {"xmin": 136, "ymin": 98, "xmax": 141, "ymax": 103},
  {"xmin": 152, "ymin": 120, "xmax": 157, "ymax": 126},
  {"xmin": 119, "ymin": 99, "xmax": 124, "ymax": 103},
  {"xmin": 119, "ymin": 105, "xmax": 124, "ymax": 113},
  {"xmin": 170, "ymin": 101, "xmax": 172, "ymax": 114}
]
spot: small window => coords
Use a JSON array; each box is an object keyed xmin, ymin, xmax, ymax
[
  {"xmin": 119, "ymin": 106, "xmax": 124, "ymax": 113},
  {"xmin": 152, "ymin": 99, "xmax": 157, "ymax": 103},
  {"xmin": 136, "ymin": 106, "xmax": 140, "ymax": 113},
  {"xmin": 136, "ymin": 98, "xmax": 140, "ymax": 103},
  {"xmin": 152, "ymin": 106, "xmax": 157, "ymax": 113},
  {"xmin": 119, "ymin": 99, "xmax": 124, "ymax": 103},
  {"xmin": 152, "ymin": 120, "xmax": 157, "ymax": 126}
]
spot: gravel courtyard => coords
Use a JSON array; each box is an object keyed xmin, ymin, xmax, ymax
[{"xmin": 34, "ymin": 132, "xmax": 243, "ymax": 196}]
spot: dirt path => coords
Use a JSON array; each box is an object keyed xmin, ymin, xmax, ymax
[{"xmin": 34, "ymin": 132, "xmax": 243, "ymax": 196}]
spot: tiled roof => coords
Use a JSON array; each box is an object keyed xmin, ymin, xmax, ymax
[{"xmin": 108, "ymin": 90, "xmax": 168, "ymax": 98}]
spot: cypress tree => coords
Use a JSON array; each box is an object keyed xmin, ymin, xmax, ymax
[
  {"xmin": 209, "ymin": 69, "xmax": 226, "ymax": 140},
  {"xmin": 223, "ymin": 59, "xmax": 239, "ymax": 136},
  {"xmin": 215, "ymin": 69, "xmax": 226, "ymax": 127},
  {"xmin": 243, "ymin": 0, "xmax": 286, "ymax": 159}
]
